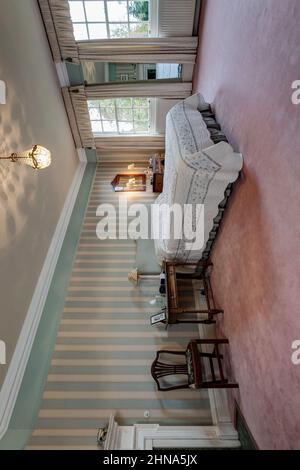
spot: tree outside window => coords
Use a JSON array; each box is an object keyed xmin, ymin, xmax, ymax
[{"xmin": 88, "ymin": 97, "xmax": 152, "ymax": 135}]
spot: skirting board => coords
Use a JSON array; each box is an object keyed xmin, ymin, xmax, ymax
[
  {"xmin": 0, "ymin": 161, "xmax": 86, "ymax": 440},
  {"xmin": 193, "ymin": 280, "xmax": 240, "ymax": 442}
]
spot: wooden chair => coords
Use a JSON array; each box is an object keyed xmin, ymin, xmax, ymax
[{"xmin": 151, "ymin": 339, "xmax": 239, "ymax": 391}]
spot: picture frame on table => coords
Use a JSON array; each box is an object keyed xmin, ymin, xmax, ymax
[{"xmin": 150, "ymin": 309, "xmax": 166, "ymax": 325}]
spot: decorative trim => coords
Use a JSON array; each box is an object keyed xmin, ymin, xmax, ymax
[
  {"xmin": 38, "ymin": 0, "xmax": 79, "ymax": 62},
  {"xmin": 55, "ymin": 62, "xmax": 70, "ymax": 87},
  {"xmin": 104, "ymin": 415, "xmax": 240, "ymax": 450},
  {"xmin": 0, "ymin": 162, "xmax": 86, "ymax": 441},
  {"xmin": 134, "ymin": 423, "xmax": 240, "ymax": 449},
  {"xmin": 0, "ymin": 80, "xmax": 6, "ymax": 104},
  {"xmin": 77, "ymin": 148, "xmax": 87, "ymax": 163}
]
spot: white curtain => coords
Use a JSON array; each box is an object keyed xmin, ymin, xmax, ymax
[
  {"xmin": 95, "ymin": 135, "xmax": 165, "ymax": 163},
  {"xmin": 83, "ymin": 82, "xmax": 192, "ymax": 99},
  {"xmin": 95, "ymin": 135, "xmax": 165, "ymax": 155},
  {"xmin": 77, "ymin": 37, "xmax": 198, "ymax": 64},
  {"xmin": 68, "ymin": 87, "xmax": 95, "ymax": 148}
]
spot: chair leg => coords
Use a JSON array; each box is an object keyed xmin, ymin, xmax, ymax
[
  {"xmin": 210, "ymin": 309, "xmax": 223, "ymax": 315},
  {"xmin": 209, "ymin": 357, "xmax": 216, "ymax": 382},
  {"xmin": 177, "ymin": 319, "xmax": 216, "ymax": 324},
  {"xmin": 193, "ymin": 338, "xmax": 229, "ymax": 345},
  {"xmin": 200, "ymin": 352, "xmax": 223, "ymax": 359},
  {"xmin": 203, "ymin": 382, "xmax": 239, "ymax": 389},
  {"xmin": 214, "ymin": 344, "xmax": 225, "ymax": 382}
]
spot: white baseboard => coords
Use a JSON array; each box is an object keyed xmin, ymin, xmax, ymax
[
  {"xmin": 0, "ymin": 162, "xmax": 86, "ymax": 440},
  {"xmin": 193, "ymin": 280, "xmax": 239, "ymax": 442}
]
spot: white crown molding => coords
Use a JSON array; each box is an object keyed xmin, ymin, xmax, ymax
[
  {"xmin": 0, "ymin": 80, "xmax": 6, "ymax": 104},
  {"xmin": 55, "ymin": 62, "xmax": 70, "ymax": 88},
  {"xmin": 77, "ymin": 148, "xmax": 87, "ymax": 163},
  {"xmin": 0, "ymin": 162, "xmax": 86, "ymax": 441}
]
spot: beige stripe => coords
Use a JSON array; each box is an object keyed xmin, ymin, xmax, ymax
[
  {"xmin": 32, "ymin": 429, "xmax": 101, "ymax": 437},
  {"xmin": 57, "ymin": 331, "xmax": 197, "ymax": 339},
  {"xmin": 63, "ymin": 307, "xmax": 157, "ymax": 313},
  {"xmin": 61, "ymin": 319, "xmax": 148, "ymax": 325},
  {"xmin": 84, "ymin": 215, "xmax": 137, "ymax": 219},
  {"xmin": 65, "ymin": 296, "xmax": 155, "ymax": 302},
  {"xmin": 47, "ymin": 374, "xmax": 151, "ymax": 382},
  {"xmin": 76, "ymin": 251, "xmax": 135, "ymax": 255},
  {"xmin": 39, "ymin": 409, "xmax": 210, "ymax": 419},
  {"xmin": 67, "ymin": 286, "xmax": 156, "ymax": 292},
  {"xmin": 91, "ymin": 196, "xmax": 151, "ymax": 199},
  {"xmin": 79, "ymin": 236, "xmax": 104, "ymax": 240},
  {"xmin": 74, "ymin": 259, "xmax": 132, "ymax": 264},
  {"xmin": 72, "ymin": 267, "xmax": 129, "ymax": 272},
  {"xmin": 88, "ymin": 200, "xmax": 153, "ymax": 204},
  {"xmin": 82, "ymin": 226, "xmax": 133, "ymax": 230},
  {"xmin": 26, "ymin": 446, "xmax": 99, "ymax": 450},
  {"xmin": 54, "ymin": 344, "xmax": 182, "ymax": 351},
  {"xmin": 78, "ymin": 244, "xmax": 134, "ymax": 248},
  {"xmin": 67, "ymin": 294, "xmax": 193, "ymax": 301},
  {"xmin": 51, "ymin": 358, "xmax": 152, "ymax": 366},
  {"xmin": 70, "ymin": 276, "xmax": 129, "ymax": 281},
  {"xmin": 43, "ymin": 391, "xmax": 203, "ymax": 400}
]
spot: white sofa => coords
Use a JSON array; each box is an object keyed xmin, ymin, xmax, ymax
[{"xmin": 154, "ymin": 93, "xmax": 243, "ymax": 264}]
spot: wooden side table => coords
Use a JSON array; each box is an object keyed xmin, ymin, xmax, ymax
[
  {"xmin": 163, "ymin": 261, "xmax": 223, "ymax": 325},
  {"xmin": 150, "ymin": 154, "xmax": 164, "ymax": 193}
]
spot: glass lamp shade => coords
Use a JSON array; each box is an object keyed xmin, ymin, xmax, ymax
[{"xmin": 15, "ymin": 145, "xmax": 51, "ymax": 170}]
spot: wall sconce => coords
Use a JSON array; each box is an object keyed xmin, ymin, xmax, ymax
[{"xmin": 0, "ymin": 145, "xmax": 51, "ymax": 170}]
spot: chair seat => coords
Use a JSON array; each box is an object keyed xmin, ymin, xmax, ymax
[{"xmin": 186, "ymin": 341, "xmax": 202, "ymax": 388}]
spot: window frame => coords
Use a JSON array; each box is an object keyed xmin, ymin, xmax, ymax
[
  {"xmin": 88, "ymin": 97, "xmax": 157, "ymax": 136},
  {"xmin": 68, "ymin": 0, "xmax": 158, "ymax": 40}
]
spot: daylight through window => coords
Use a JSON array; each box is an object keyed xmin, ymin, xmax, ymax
[
  {"xmin": 88, "ymin": 98, "xmax": 153, "ymax": 135},
  {"xmin": 69, "ymin": 0, "xmax": 153, "ymax": 40}
]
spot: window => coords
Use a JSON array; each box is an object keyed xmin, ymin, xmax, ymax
[
  {"xmin": 69, "ymin": 0, "xmax": 156, "ymax": 40},
  {"xmin": 88, "ymin": 98, "xmax": 154, "ymax": 135}
]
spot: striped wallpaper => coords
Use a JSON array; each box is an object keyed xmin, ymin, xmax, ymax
[{"xmin": 27, "ymin": 162, "xmax": 211, "ymax": 450}]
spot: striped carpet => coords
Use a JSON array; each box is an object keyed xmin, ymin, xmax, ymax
[{"xmin": 27, "ymin": 162, "xmax": 211, "ymax": 450}]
